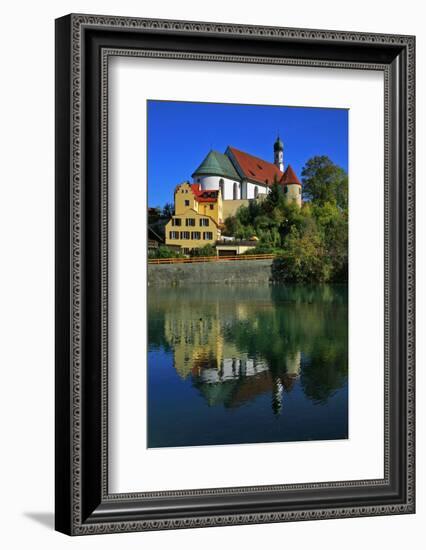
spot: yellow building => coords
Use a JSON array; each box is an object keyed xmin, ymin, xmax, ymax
[{"xmin": 165, "ymin": 182, "xmax": 222, "ymax": 254}]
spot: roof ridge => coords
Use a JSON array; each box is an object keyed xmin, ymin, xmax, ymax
[
  {"xmin": 228, "ymin": 146, "xmax": 278, "ymax": 168},
  {"xmin": 227, "ymin": 145, "xmax": 284, "ymax": 186}
]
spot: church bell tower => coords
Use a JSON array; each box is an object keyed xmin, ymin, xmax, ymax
[{"xmin": 274, "ymin": 136, "xmax": 284, "ymax": 172}]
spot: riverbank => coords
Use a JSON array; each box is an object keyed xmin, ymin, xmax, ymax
[{"xmin": 148, "ymin": 258, "xmax": 274, "ymax": 286}]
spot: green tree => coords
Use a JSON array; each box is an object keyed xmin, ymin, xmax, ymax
[
  {"xmin": 148, "ymin": 245, "xmax": 183, "ymax": 259},
  {"xmin": 222, "ymin": 215, "xmax": 238, "ymax": 237},
  {"xmin": 162, "ymin": 202, "xmax": 174, "ymax": 218},
  {"xmin": 263, "ymin": 180, "xmax": 285, "ymax": 212},
  {"xmin": 190, "ymin": 244, "xmax": 216, "ymax": 257},
  {"xmin": 273, "ymin": 222, "xmax": 332, "ymax": 283},
  {"xmin": 302, "ymin": 156, "xmax": 348, "ymax": 209},
  {"xmin": 312, "ymin": 202, "xmax": 348, "ymax": 282},
  {"xmin": 148, "ymin": 207, "xmax": 162, "ymax": 224}
]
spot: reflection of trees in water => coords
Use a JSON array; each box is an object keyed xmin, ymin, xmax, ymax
[
  {"xmin": 300, "ymin": 351, "xmax": 347, "ymax": 405},
  {"xmin": 148, "ymin": 284, "xmax": 348, "ymax": 409},
  {"xmin": 226, "ymin": 285, "xmax": 347, "ymax": 404},
  {"xmin": 147, "ymin": 306, "xmax": 172, "ymax": 351}
]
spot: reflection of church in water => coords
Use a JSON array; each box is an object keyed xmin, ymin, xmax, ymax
[{"xmin": 163, "ymin": 306, "xmax": 301, "ymax": 415}]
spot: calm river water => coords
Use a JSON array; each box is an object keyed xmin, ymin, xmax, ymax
[{"xmin": 147, "ymin": 284, "xmax": 348, "ymax": 448}]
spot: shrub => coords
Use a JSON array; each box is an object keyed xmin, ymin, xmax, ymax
[
  {"xmin": 148, "ymin": 245, "xmax": 183, "ymax": 259},
  {"xmin": 190, "ymin": 244, "xmax": 216, "ymax": 257}
]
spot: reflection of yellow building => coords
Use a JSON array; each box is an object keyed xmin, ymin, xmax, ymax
[
  {"xmin": 164, "ymin": 304, "xmax": 247, "ymax": 380},
  {"xmin": 162, "ymin": 299, "xmax": 301, "ymax": 389},
  {"xmin": 153, "ymin": 287, "xmax": 305, "ymax": 414},
  {"xmin": 165, "ymin": 182, "xmax": 222, "ymax": 254},
  {"xmin": 164, "ymin": 313, "xmax": 223, "ymax": 379},
  {"xmin": 162, "ymin": 296, "xmax": 254, "ymax": 379}
]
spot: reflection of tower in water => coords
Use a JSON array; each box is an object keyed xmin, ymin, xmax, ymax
[
  {"xmin": 271, "ymin": 351, "xmax": 302, "ymax": 416},
  {"xmin": 272, "ymin": 378, "xmax": 284, "ymax": 416}
]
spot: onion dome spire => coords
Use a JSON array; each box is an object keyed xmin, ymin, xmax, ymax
[{"xmin": 274, "ymin": 135, "xmax": 284, "ymax": 152}]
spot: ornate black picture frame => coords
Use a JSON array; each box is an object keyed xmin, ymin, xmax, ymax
[{"xmin": 55, "ymin": 14, "xmax": 415, "ymax": 535}]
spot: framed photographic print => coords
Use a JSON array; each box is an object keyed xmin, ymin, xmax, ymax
[{"xmin": 55, "ymin": 14, "xmax": 415, "ymax": 535}]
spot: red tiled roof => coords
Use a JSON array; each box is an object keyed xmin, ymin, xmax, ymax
[
  {"xmin": 228, "ymin": 372, "xmax": 273, "ymax": 407},
  {"xmin": 190, "ymin": 184, "xmax": 218, "ymax": 203},
  {"xmin": 228, "ymin": 372, "xmax": 298, "ymax": 408},
  {"xmin": 190, "ymin": 183, "xmax": 202, "ymax": 196},
  {"xmin": 227, "ymin": 146, "xmax": 283, "ymax": 186},
  {"xmin": 281, "ymin": 164, "xmax": 301, "ymax": 186}
]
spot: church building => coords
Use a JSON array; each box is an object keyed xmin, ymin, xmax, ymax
[
  {"xmin": 191, "ymin": 136, "xmax": 302, "ymax": 206},
  {"xmin": 165, "ymin": 137, "xmax": 302, "ymax": 253}
]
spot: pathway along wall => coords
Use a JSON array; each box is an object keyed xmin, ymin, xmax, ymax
[{"xmin": 148, "ymin": 259, "xmax": 274, "ymax": 286}]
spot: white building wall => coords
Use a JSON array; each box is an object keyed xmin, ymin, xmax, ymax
[
  {"xmin": 195, "ymin": 175, "xmax": 241, "ymax": 200},
  {"xmin": 193, "ymin": 174, "xmax": 221, "ymax": 190},
  {"xmin": 246, "ymin": 181, "xmax": 269, "ymax": 199},
  {"xmin": 194, "ymin": 175, "xmax": 270, "ymax": 200}
]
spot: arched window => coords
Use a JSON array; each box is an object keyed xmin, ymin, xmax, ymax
[
  {"xmin": 219, "ymin": 178, "xmax": 224, "ymax": 198},
  {"xmin": 233, "ymin": 181, "xmax": 239, "ymax": 200},
  {"xmin": 254, "ymin": 186, "xmax": 259, "ymax": 199}
]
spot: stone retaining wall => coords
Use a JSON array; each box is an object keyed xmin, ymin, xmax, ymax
[{"xmin": 148, "ymin": 259, "xmax": 274, "ymax": 286}]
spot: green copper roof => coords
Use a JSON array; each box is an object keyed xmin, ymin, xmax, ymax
[
  {"xmin": 274, "ymin": 136, "xmax": 284, "ymax": 151},
  {"xmin": 192, "ymin": 150, "xmax": 241, "ymax": 180}
]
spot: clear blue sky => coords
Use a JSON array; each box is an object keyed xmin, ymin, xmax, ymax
[{"xmin": 147, "ymin": 100, "xmax": 348, "ymax": 207}]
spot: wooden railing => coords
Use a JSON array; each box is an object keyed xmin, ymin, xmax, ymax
[{"xmin": 148, "ymin": 253, "xmax": 276, "ymax": 265}]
